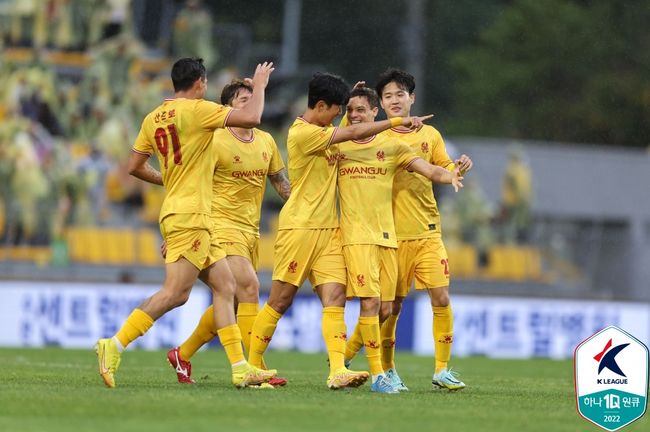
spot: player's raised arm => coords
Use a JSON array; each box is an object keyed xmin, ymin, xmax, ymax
[
  {"xmin": 226, "ymin": 62, "xmax": 274, "ymax": 128},
  {"xmin": 408, "ymin": 158, "xmax": 464, "ymax": 192},
  {"xmin": 331, "ymin": 114, "xmax": 433, "ymax": 145},
  {"xmin": 127, "ymin": 150, "xmax": 163, "ymax": 186}
]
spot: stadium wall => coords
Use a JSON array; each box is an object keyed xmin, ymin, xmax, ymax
[{"xmin": 1, "ymin": 282, "xmax": 648, "ymax": 359}]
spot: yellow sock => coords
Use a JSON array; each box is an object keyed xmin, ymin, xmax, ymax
[
  {"xmin": 433, "ymin": 305, "xmax": 453, "ymax": 373},
  {"xmin": 344, "ymin": 323, "xmax": 363, "ymax": 362},
  {"xmin": 322, "ymin": 306, "xmax": 346, "ymax": 373},
  {"xmin": 380, "ymin": 313, "xmax": 398, "ymax": 370},
  {"xmin": 179, "ymin": 305, "xmax": 217, "ymax": 360},
  {"xmin": 216, "ymin": 324, "xmax": 245, "ymax": 365},
  {"xmin": 359, "ymin": 315, "xmax": 383, "ymax": 376},
  {"xmin": 248, "ymin": 303, "xmax": 281, "ymax": 368},
  {"xmin": 115, "ymin": 308, "xmax": 154, "ymax": 348},
  {"xmin": 237, "ymin": 303, "xmax": 259, "ymax": 354}
]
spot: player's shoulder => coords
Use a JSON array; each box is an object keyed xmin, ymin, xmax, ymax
[
  {"xmin": 420, "ymin": 124, "xmax": 443, "ymax": 138},
  {"xmin": 253, "ymin": 127, "xmax": 274, "ymax": 141}
]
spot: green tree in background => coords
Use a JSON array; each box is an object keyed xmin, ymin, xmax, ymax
[{"xmin": 450, "ymin": 0, "xmax": 650, "ymax": 147}]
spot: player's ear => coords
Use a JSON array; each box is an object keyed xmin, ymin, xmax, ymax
[
  {"xmin": 371, "ymin": 107, "xmax": 379, "ymax": 117},
  {"xmin": 410, "ymin": 92, "xmax": 416, "ymax": 104}
]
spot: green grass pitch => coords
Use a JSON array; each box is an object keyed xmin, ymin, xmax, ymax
[{"xmin": 0, "ymin": 348, "xmax": 647, "ymax": 432}]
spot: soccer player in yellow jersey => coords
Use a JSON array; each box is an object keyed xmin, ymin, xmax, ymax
[
  {"xmin": 376, "ymin": 68, "xmax": 473, "ymax": 391},
  {"xmin": 166, "ymin": 79, "xmax": 290, "ymax": 387},
  {"xmin": 246, "ymin": 72, "xmax": 433, "ymax": 389},
  {"xmin": 95, "ymin": 58, "xmax": 277, "ymax": 389},
  {"xmin": 337, "ymin": 87, "xmax": 463, "ymax": 393}
]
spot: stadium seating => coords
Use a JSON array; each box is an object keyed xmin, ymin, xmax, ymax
[
  {"xmin": 483, "ymin": 245, "xmax": 543, "ymax": 281},
  {"xmin": 65, "ymin": 226, "xmax": 162, "ymax": 266}
]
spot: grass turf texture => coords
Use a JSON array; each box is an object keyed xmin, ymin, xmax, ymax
[{"xmin": 1, "ymin": 348, "xmax": 647, "ymax": 432}]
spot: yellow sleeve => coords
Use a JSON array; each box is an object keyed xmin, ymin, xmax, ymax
[
  {"xmin": 430, "ymin": 129, "xmax": 454, "ymax": 170},
  {"xmin": 196, "ymin": 100, "xmax": 233, "ymax": 130},
  {"xmin": 132, "ymin": 120, "xmax": 153, "ymax": 155},
  {"xmin": 396, "ymin": 143, "xmax": 419, "ymax": 168},
  {"xmin": 268, "ymin": 135, "xmax": 285, "ymax": 174},
  {"xmin": 297, "ymin": 123, "xmax": 338, "ymax": 155}
]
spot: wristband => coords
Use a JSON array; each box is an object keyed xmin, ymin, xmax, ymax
[{"xmin": 389, "ymin": 117, "xmax": 403, "ymax": 127}]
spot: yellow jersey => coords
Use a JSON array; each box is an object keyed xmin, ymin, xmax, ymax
[
  {"xmin": 211, "ymin": 127, "xmax": 285, "ymax": 235},
  {"xmin": 337, "ymin": 134, "xmax": 418, "ymax": 247},
  {"xmin": 133, "ymin": 98, "xmax": 233, "ymax": 223},
  {"xmin": 384, "ymin": 125, "xmax": 454, "ymax": 240},
  {"xmin": 278, "ymin": 117, "xmax": 340, "ymax": 230}
]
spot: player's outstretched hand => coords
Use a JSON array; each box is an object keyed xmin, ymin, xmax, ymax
[
  {"xmin": 454, "ymin": 154, "xmax": 473, "ymax": 174},
  {"xmin": 252, "ymin": 62, "xmax": 275, "ymax": 89},
  {"xmin": 403, "ymin": 114, "xmax": 433, "ymax": 131},
  {"xmin": 451, "ymin": 168, "xmax": 464, "ymax": 192}
]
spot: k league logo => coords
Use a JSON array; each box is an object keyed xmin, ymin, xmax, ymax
[{"xmin": 575, "ymin": 326, "xmax": 649, "ymax": 431}]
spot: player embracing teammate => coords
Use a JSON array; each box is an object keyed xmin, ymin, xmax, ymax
[{"xmin": 96, "ymin": 59, "xmax": 472, "ymax": 393}]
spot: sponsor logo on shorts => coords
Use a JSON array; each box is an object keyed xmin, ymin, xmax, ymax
[
  {"xmin": 288, "ymin": 260, "xmax": 298, "ymax": 273},
  {"xmin": 356, "ymin": 274, "xmax": 365, "ymax": 287},
  {"xmin": 376, "ymin": 150, "xmax": 385, "ymax": 161},
  {"xmin": 191, "ymin": 239, "xmax": 201, "ymax": 252},
  {"xmin": 421, "ymin": 142, "xmax": 429, "ymax": 153}
]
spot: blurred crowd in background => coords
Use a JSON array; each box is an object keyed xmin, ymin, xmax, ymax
[{"xmin": 0, "ymin": 0, "xmax": 534, "ymax": 249}]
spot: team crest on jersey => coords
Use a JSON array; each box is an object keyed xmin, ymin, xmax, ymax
[
  {"xmin": 288, "ymin": 260, "xmax": 298, "ymax": 273},
  {"xmin": 191, "ymin": 239, "xmax": 201, "ymax": 252},
  {"xmin": 356, "ymin": 274, "xmax": 365, "ymax": 287},
  {"xmin": 262, "ymin": 151, "xmax": 269, "ymax": 162},
  {"xmin": 376, "ymin": 150, "xmax": 385, "ymax": 161},
  {"xmin": 421, "ymin": 142, "xmax": 429, "ymax": 153},
  {"xmin": 233, "ymin": 155, "xmax": 242, "ymax": 164}
]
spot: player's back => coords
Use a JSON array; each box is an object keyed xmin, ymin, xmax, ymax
[
  {"xmin": 133, "ymin": 98, "xmax": 232, "ymax": 223},
  {"xmin": 278, "ymin": 117, "xmax": 339, "ymax": 230}
]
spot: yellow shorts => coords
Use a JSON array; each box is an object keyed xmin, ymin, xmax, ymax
[
  {"xmin": 213, "ymin": 228, "xmax": 259, "ymax": 270},
  {"xmin": 272, "ymin": 228, "xmax": 346, "ymax": 288},
  {"xmin": 396, "ymin": 234, "xmax": 449, "ymax": 297},
  {"xmin": 343, "ymin": 244, "xmax": 397, "ymax": 301},
  {"xmin": 160, "ymin": 213, "xmax": 223, "ymax": 270}
]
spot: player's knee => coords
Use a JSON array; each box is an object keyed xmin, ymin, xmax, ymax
[
  {"xmin": 165, "ymin": 287, "xmax": 192, "ymax": 308},
  {"xmin": 379, "ymin": 302, "xmax": 392, "ymax": 322},
  {"xmin": 212, "ymin": 274, "xmax": 237, "ymax": 298},
  {"xmin": 360, "ymin": 297, "xmax": 380, "ymax": 315},
  {"xmin": 268, "ymin": 295, "xmax": 292, "ymax": 314},
  {"xmin": 392, "ymin": 297, "xmax": 405, "ymax": 314},
  {"xmin": 429, "ymin": 289, "xmax": 449, "ymax": 307},
  {"xmin": 238, "ymin": 278, "xmax": 260, "ymax": 302}
]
